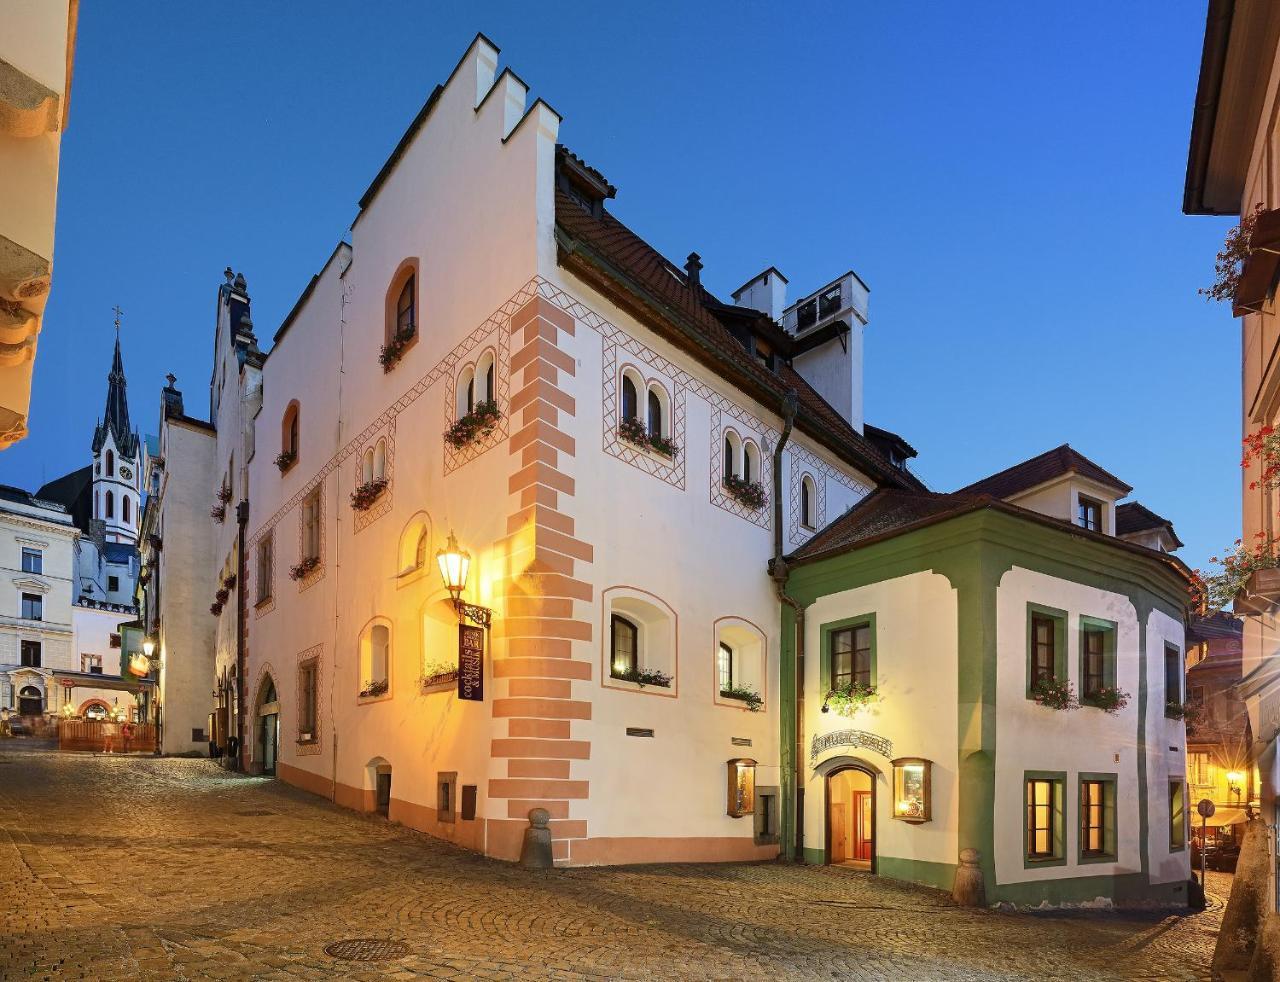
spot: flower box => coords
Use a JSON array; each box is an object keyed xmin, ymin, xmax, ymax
[
  {"xmin": 723, "ymin": 475, "xmax": 766, "ymax": 510},
  {"xmin": 1233, "ymin": 208, "xmax": 1280, "ymax": 316},
  {"xmin": 611, "ymin": 666, "xmax": 672, "ymax": 688},
  {"xmin": 444, "ymin": 399, "xmax": 502, "ymax": 450},
  {"xmin": 274, "ymin": 450, "xmax": 296, "ymax": 473},
  {"xmin": 421, "ymin": 669, "xmax": 459, "ymax": 689},
  {"xmin": 209, "ymin": 602, "xmax": 223, "ymax": 616},
  {"xmin": 1083, "ymin": 685, "xmax": 1130, "ymax": 715},
  {"xmin": 379, "ymin": 326, "xmax": 416, "ymax": 372},
  {"xmin": 359, "ymin": 678, "xmax": 389, "ymax": 698},
  {"xmin": 289, "ymin": 556, "xmax": 320, "ymax": 581},
  {"xmin": 719, "ymin": 686, "xmax": 763, "ymax": 712},
  {"xmin": 1030, "ymin": 676, "xmax": 1077, "ymax": 711},
  {"xmin": 216, "ymin": 485, "xmax": 233, "ymax": 504},
  {"xmin": 223, "ymin": 573, "xmax": 237, "ymax": 590},
  {"xmin": 617, "ymin": 417, "xmax": 680, "ymax": 459},
  {"xmin": 350, "ymin": 478, "xmax": 388, "ymax": 512},
  {"xmin": 214, "ymin": 588, "xmax": 230, "ymax": 605},
  {"xmin": 210, "ymin": 504, "xmax": 227, "ymax": 523},
  {"xmin": 824, "ymin": 681, "xmax": 877, "ymax": 717}
]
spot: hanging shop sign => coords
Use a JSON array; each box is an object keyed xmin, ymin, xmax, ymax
[
  {"xmin": 458, "ymin": 625, "xmax": 484, "ymax": 702},
  {"xmin": 810, "ymin": 728, "xmax": 893, "ymax": 763},
  {"xmin": 128, "ymin": 653, "xmax": 151, "ymax": 678}
]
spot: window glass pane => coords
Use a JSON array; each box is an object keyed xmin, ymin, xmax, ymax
[
  {"xmin": 647, "ymin": 390, "xmax": 662, "ymax": 438},
  {"xmin": 622, "ymin": 376, "xmax": 637, "ymax": 421},
  {"xmin": 611, "ymin": 616, "xmax": 637, "ymax": 676},
  {"xmin": 718, "ymin": 642, "xmax": 734, "ymax": 690},
  {"xmin": 1165, "ymin": 646, "xmax": 1181, "ymax": 704},
  {"xmin": 1031, "ymin": 615, "xmax": 1055, "ymax": 684},
  {"xmin": 831, "ymin": 628, "xmax": 853, "ymax": 687},
  {"xmin": 853, "ymin": 625, "xmax": 872, "ymax": 686}
]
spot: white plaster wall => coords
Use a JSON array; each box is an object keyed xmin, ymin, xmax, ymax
[
  {"xmin": 994, "ymin": 567, "xmax": 1148, "ymax": 887},
  {"xmin": 1146, "ymin": 606, "xmax": 1190, "ymax": 886},
  {"xmin": 801, "ymin": 571, "xmax": 959, "ymax": 868},
  {"xmin": 791, "ymin": 324, "xmax": 864, "ymax": 434},
  {"xmin": 1006, "ymin": 477, "xmax": 1119, "ymax": 534}
]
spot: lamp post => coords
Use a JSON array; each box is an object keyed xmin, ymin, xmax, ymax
[
  {"xmin": 1228, "ymin": 771, "xmax": 1244, "ymax": 805},
  {"xmin": 436, "ymin": 532, "xmax": 491, "ymax": 628}
]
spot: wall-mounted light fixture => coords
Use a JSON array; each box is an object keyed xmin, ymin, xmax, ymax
[
  {"xmin": 727, "ymin": 758, "xmax": 757, "ymax": 818},
  {"xmin": 1228, "ymin": 770, "xmax": 1244, "ymax": 802},
  {"xmin": 436, "ymin": 531, "xmax": 491, "ymax": 628}
]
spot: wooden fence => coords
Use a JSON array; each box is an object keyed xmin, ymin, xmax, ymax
[{"xmin": 58, "ymin": 719, "xmax": 157, "ymax": 754}]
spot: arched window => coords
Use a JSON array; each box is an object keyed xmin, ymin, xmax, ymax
[
  {"xmin": 359, "ymin": 619, "xmax": 392, "ymax": 697},
  {"xmin": 123, "ymin": 496, "xmax": 131, "ymax": 524},
  {"xmin": 362, "ymin": 449, "xmax": 374, "ymax": 485},
  {"xmin": 801, "ymin": 474, "xmax": 816, "ymax": 529},
  {"xmin": 373, "ymin": 440, "xmax": 387, "ymax": 481},
  {"xmin": 621, "ymin": 372, "xmax": 639, "ymax": 421},
  {"xmin": 743, "ymin": 442, "xmax": 760, "ymax": 484},
  {"xmin": 476, "ymin": 350, "xmax": 495, "ymax": 405},
  {"xmin": 396, "ymin": 275, "xmax": 415, "ymax": 338},
  {"xmin": 646, "ymin": 384, "xmax": 669, "ymax": 440},
  {"xmin": 724, "ymin": 430, "xmax": 743, "ymax": 482},
  {"xmin": 611, "ymin": 614, "xmax": 638, "ymax": 678},
  {"xmin": 415, "ymin": 528, "xmax": 428, "ymax": 569},
  {"xmin": 105, "ymin": 490, "xmax": 114, "ymax": 519},
  {"xmin": 397, "ymin": 512, "xmax": 432, "ymax": 577},
  {"xmin": 457, "ymin": 365, "xmax": 476, "ymax": 417},
  {"xmin": 106, "ymin": 450, "xmax": 114, "ymax": 476},
  {"xmin": 281, "ymin": 400, "xmax": 300, "ymax": 469}
]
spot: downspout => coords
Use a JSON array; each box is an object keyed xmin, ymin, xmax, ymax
[
  {"xmin": 769, "ymin": 389, "xmax": 805, "ymax": 861},
  {"xmin": 235, "ymin": 498, "xmax": 249, "ymax": 771}
]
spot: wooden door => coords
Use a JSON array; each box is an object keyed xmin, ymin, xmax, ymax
[{"xmin": 853, "ymin": 791, "xmax": 873, "ymax": 862}]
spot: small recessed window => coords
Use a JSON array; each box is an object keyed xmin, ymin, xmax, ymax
[
  {"xmin": 1077, "ymin": 496, "xmax": 1103, "ymax": 532},
  {"xmin": 1164, "ymin": 643, "xmax": 1183, "ymax": 716},
  {"xmin": 718, "ymin": 641, "xmax": 735, "ymax": 691},
  {"xmin": 396, "ymin": 275, "xmax": 415, "ymax": 337},
  {"xmin": 621, "ymin": 373, "xmax": 639, "ymax": 421},
  {"xmin": 611, "ymin": 614, "xmax": 638, "ymax": 678},
  {"xmin": 800, "ymin": 475, "xmax": 817, "ymax": 529},
  {"xmin": 727, "ymin": 758, "xmax": 756, "ymax": 818},
  {"xmin": 892, "ymin": 758, "xmax": 932, "ymax": 822},
  {"xmin": 1169, "ymin": 780, "xmax": 1187, "ymax": 850},
  {"xmin": 108, "ymin": 576, "xmax": 119, "ymax": 593}
]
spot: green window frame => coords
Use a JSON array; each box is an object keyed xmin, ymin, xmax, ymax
[
  {"xmin": 820, "ymin": 613, "xmax": 877, "ymax": 695},
  {"xmin": 1169, "ymin": 779, "xmax": 1187, "ymax": 851},
  {"xmin": 1078, "ymin": 772, "xmax": 1117, "ymax": 863},
  {"xmin": 1026, "ymin": 604, "xmax": 1066, "ymax": 698},
  {"xmin": 1023, "ymin": 770, "xmax": 1067, "ymax": 867},
  {"xmin": 1078, "ymin": 617, "xmax": 1117, "ymax": 706},
  {"xmin": 1164, "ymin": 643, "xmax": 1183, "ymax": 718}
]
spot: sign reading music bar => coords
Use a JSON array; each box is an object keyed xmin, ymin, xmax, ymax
[{"xmin": 458, "ymin": 625, "xmax": 484, "ymax": 701}]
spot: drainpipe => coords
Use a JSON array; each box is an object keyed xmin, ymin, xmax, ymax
[
  {"xmin": 235, "ymin": 499, "xmax": 249, "ymax": 771},
  {"xmin": 769, "ymin": 389, "xmax": 805, "ymax": 861}
]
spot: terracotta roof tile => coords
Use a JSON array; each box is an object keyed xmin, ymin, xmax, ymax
[{"xmin": 956, "ymin": 444, "xmax": 1131, "ymax": 499}]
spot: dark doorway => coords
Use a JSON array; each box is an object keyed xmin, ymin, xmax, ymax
[
  {"xmin": 18, "ymin": 685, "xmax": 42, "ymax": 716},
  {"xmin": 376, "ymin": 770, "xmax": 392, "ymax": 817}
]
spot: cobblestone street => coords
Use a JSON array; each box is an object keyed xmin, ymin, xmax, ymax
[{"xmin": 0, "ymin": 746, "xmax": 1224, "ymax": 980}]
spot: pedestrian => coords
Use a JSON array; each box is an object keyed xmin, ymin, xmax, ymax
[
  {"xmin": 121, "ymin": 721, "xmax": 135, "ymax": 753},
  {"xmin": 101, "ymin": 719, "xmax": 117, "ymax": 754}
]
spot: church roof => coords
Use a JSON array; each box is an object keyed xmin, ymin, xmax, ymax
[
  {"xmin": 36, "ymin": 465, "xmax": 93, "ymax": 533},
  {"xmin": 92, "ymin": 336, "xmax": 139, "ymax": 458}
]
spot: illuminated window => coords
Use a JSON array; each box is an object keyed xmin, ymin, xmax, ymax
[
  {"xmin": 1080, "ymin": 776, "xmax": 1116, "ymax": 860},
  {"xmin": 727, "ymin": 758, "xmax": 756, "ymax": 818},
  {"xmin": 1024, "ymin": 773, "xmax": 1064, "ymax": 863},
  {"xmin": 892, "ymin": 758, "xmax": 932, "ymax": 822},
  {"xmin": 1170, "ymin": 780, "xmax": 1186, "ymax": 850},
  {"xmin": 611, "ymin": 614, "xmax": 638, "ymax": 678},
  {"xmin": 830, "ymin": 623, "xmax": 873, "ymax": 690}
]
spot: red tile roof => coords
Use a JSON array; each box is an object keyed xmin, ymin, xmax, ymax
[
  {"xmin": 1116, "ymin": 501, "xmax": 1184, "ymax": 548},
  {"xmin": 955, "ymin": 444, "xmax": 1132, "ymax": 500}
]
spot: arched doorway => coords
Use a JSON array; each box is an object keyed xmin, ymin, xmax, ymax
[
  {"xmin": 80, "ymin": 700, "xmax": 110, "ymax": 720},
  {"xmin": 826, "ymin": 765, "xmax": 875, "ymax": 870},
  {"xmin": 255, "ymin": 675, "xmax": 280, "ymax": 776},
  {"xmin": 18, "ymin": 685, "xmax": 43, "ymax": 716}
]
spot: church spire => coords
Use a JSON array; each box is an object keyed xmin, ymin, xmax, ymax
[{"xmin": 92, "ymin": 307, "xmax": 138, "ymax": 458}]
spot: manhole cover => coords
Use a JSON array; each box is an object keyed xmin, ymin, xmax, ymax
[
  {"xmin": 324, "ymin": 938, "xmax": 410, "ymax": 962},
  {"xmin": 233, "ymin": 809, "xmax": 275, "ymax": 817}
]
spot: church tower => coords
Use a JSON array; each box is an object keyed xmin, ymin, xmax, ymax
[{"xmin": 91, "ymin": 328, "xmax": 140, "ymax": 545}]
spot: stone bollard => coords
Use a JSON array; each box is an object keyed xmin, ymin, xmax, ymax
[
  {"xmin": 952, "ymin": 847, "xmax": 986, "ymax": 908},
  {"xmin": 519, "ymin": 807, "xmax": 553, "ymax": 869}
]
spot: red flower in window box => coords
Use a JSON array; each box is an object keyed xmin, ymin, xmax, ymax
[
  {"xmin": 723, "ymin": 475, "xmax": 766, "ymax": 510},
  {"xmin": 379, "ymin": 326, "xmax": 416, "ymax": 372},
  {"xmin": 444, "ymin": 400, "xmax": 502, "ymax": 450},
  {"xmin": 1030, "ymin": 677, "xmax": 1077, "ymax": 712},
  {"xmin": 289, "ymin": 557, "xmax": 320, "ymax": 581},
  {"xmin": 274, "ymin": 451, "xmax": 297, "ymax": 473},
  {"xmin": 349, "ymin": 478, "xmax": 388, "ymax": 512}
]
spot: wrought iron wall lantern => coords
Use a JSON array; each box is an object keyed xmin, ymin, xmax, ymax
[{"xmin": 436, "ymin": 531, "xmax": 491, "ymax": 628}]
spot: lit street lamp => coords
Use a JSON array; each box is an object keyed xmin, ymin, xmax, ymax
[{"xmin": 436, "ymin": 532, "xmax": 491, "ymax": 628}]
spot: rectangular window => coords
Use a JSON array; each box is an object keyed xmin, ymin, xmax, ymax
[
  {"xmin": 718, "ymin": 641, "xmax": 735, "ymax": 691},
  {"xmin": 1079, "ymin": 775, "xmax": 1117, "ymax": 861},
  {"xmin": 302, "ymin": 491, "xmax": 321, "ymax": 562},
  {"xmin": 108, "ymin": 575, "xmax": 119, "ymax": 593},
  {"xmin": 1026, "ymin": 779, "xmax": 1055, "ymax": 859},
  {"xmin": 299, "ymin": 659, "xmax": 317, "ymax": 738},
  {"xmin": 1030, "ymin": 615, "xmax": 1056, "ymax": 686},
  {"xmin": 20, "ymin": 640, "xmax": 40, "ymax": 667},
  {"xmin": 21, "ymin": 592, "xmax": 42, "ymax": 621},
  {"xmin": 1082, "ymin": 627, "xmax": 1105, "ymax": 699},
  {"xmin": 1165, "ymin": 643, "xmax": 1183, "ymax": 716},
  {"xmin": 1170, "ymin": 780, "xmax": 1187, "ymax": 850},
  {"xmin": 1077, "ymin": 496, "xmax": 1103, "ymax": 531},
  {"xmin": 81, "ymin": 654, "xmax": 102, "ymax": 674},
  {"xmin": 20, "ymin": 548, "xmax": 41, "ymax": 574},
  {"xmin": 831, "ymin": 624, "xmax": 872, "ymax": 689},
  {"xmin": 256, "ymin": 534, "xmax": 273, "ymax": 604},
  {"xmin": 437, "ymin": 772, "xmax": 457, "ymax": 823},
  {"xmin": 1189, "ymin": 751, "xmax": 1215, "ymax": 787}
]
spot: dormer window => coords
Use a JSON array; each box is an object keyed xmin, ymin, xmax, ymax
[{"xmin": 1077, "ymin": 496, "xmax": 1103, "ymax": 532}]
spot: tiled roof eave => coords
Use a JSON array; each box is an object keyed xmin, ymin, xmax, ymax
[{"xmin": 555, "ymin": 228, "xmax": 906, "ymax": 489}]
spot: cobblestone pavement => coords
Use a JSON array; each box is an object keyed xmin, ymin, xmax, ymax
[{"xmin": 0, "ymin": 746, "xmax": 1225, "ymax": 980}]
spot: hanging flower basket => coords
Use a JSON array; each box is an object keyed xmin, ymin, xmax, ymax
[
  {"xmin": 223, "ymin": 572, "xmax": 237, "ymax": 590},
  {"xmin": 289, "ymin": 556, "xmax": 320, "ymax": 581},
  {"xmin": 1195, "ymin": 534, "xmax": 1280, "ymax": 612},
  {"xmin": 274, "ymin": 450, "xmax": 296, "ymax": 473},
  {"xmin": 444, "ymin": 399, "xmax": 502, "ymax": 450},
  {"xmin": 1085, "ymin": 685, "xmax": 1130, "ymax": 715},
  {"xmin": 723, "ymin": 475, "xmax": 766, "ymax": 510},
  {"xmin": 209, "ymin": 602, "xmax": 223, "ymax": 616},
  {"xmin": 611, "ymin": 666, "xmax": 672, "ymax": 688},
  {"xmin": 216, "ymin": 485, "xmax": 233, "ymax": 504},
  {"xmin": 379, "ymin": 326, "xmax": 416, "ymax": 372},
  {"xmin": 359, "ymin": 678, "xmax": 389, "ymax": 698},
  {"xmin": 1030, "ymin": 676, "xmax": 1077, "ymax": 711},
  {"xmin": 719, "ymin": 685, "xmax": 763, "ymax": 711},
  {"xmin": 214, "ymin": 588, "xmax": 229, "ymax": 605},
  {"xmin": 824, "ymin": 681, "xmax": 877, "ymax": 717},
  {"xmin": 210, "ymin": 504, "xmax": 226, "ymax": 523},
  {"xmin": 350, "ymin": 478, "xmax": 388, "ymax": 511}
]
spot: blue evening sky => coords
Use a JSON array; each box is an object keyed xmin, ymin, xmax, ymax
[{"xmin": 1, "ymin": 1, "xmax": 1237, "ymax": 573}]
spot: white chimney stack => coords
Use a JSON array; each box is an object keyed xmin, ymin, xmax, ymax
[{"xmin": 731, "ymin": 267, "xmax": 788, "ymax": 321}]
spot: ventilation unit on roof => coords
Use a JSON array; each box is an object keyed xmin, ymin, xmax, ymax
[{"xmin": 781, "ymin": 272, "xmax": 869, "ymax": 338}]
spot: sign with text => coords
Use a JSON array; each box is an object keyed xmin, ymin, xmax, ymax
[{"xmin": 458, "ymin": 625, "xmax": 484, "ymax": 702}]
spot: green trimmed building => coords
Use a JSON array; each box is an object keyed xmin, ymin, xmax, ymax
[{"xmin": 777, "ymin": 446, "xmax": 1195, "ymax": 906}]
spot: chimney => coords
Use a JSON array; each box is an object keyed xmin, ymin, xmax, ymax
[
  {"xmin": 161, "ymin": 374, "xmax": 184, "ymax": 419},
  {"xmin": 685, "ymin": 253, "xmax": 703, "ymax": 292},
  {"xmin": 731, "ymin": 267, "xmax": 788, "ymax": 321}
]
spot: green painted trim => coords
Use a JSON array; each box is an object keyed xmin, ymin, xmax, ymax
[
  {"xmin": 876, "ymin": 856, "xmax": 956, "ymax": 891},
  {"xmin": 991, "ymin": 872, "xmax": 1186, "ymax": 906},
  {"xmin": 1023, "ymin": 770, "xmax": 1068, "ymax": 868},
  {"xmin": 1169, "ymin": 779, "xmax": 1188, "ymax": 851},
  {"xmin": 802, "ymin": 846, "xmax": 825, "ymax": 866},
  {"xmin": 779, "ymin": 603, "xmax": 798, "ymax": 860},
  {"xmin": 1077, "ymin": 771, "xmax": 1118, "ymax": 864},
  {"xmin": 1025, "ymin": 602, "xmax": 1067, "ymax": 698},
  {"xmin": 1078, "ymin": 616, "xmax": 1118, "ymax": 705},
  {"xmin": 818, "ymin": 612, "xmax": 877, "ymax": 694}
]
